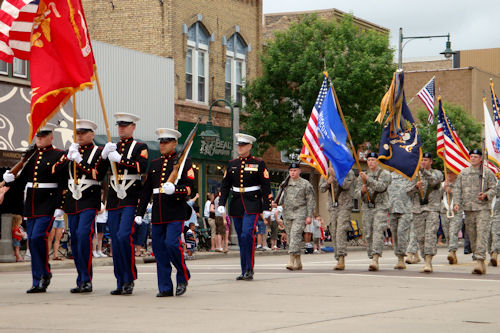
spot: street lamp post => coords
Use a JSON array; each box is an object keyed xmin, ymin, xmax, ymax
[{"xmin": 398, "ymin": 27, "xmax": 457, "ymax": 69}]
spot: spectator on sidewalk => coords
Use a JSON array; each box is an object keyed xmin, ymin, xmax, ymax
[
  {"xmin": 48, "ymin": 214, "xmax": 65, "ymax": 260},
  {"xmin": 185, "ymin": 193, "xmax": 200, "ymax": 232},
  {"xmin": 205, "ymin": 193, "xmax": 216, "ymax": 251},
  {"xmin": 223, "ymin": 214, "xmax": 231, "ymax": 253},
  {"xmin": 134, "ymin": 202, "xmax": 151, "ymax": 257},
  {"xmin": 312, "ymin": 215, "xmax": 324, "ymax": 254},
  {"xmin": 256, "ymin": 215, "xmax": 269, "ymax": 250},
  {"xmin": 12, "ymin": 214, "xmax": 26, "ymax": 262},
  {"xmin": 185, "ymin": 222, "xmax": 197, "ymax": 259},
  {"xmin": 93, "ymin": 200, "xmax": 108, "ymax": 258},
  {"xmin": 214, "ymin": 190, "xmax": 225, "ymax": 252},
  {"xmin": 268, "ymin": 202, "xmax": 281, "ymax": 250}
]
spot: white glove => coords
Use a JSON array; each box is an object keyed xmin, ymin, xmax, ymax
[
  {"xmin": 134, "ymin": 216, "xmax": 143, "ymax": 225},
  {"xmin": 3, "ymin": 170, "xmax": 15, "ymax": 183},
  {"xmin": 68, "ymin": 143, "xmax": 79, "ymax": 155},
  {"xmin": 108, "ymin": 151, "xmax": 122, "ymax": 163},
  {"xmin": 217, "ymin": 206, "xmax": 226, "ymax": 215},
  {"xmin": 162, "ymin": 182, "xmax": 175, "ymax": 195},
  {"xmin": 263, "ymin": 210, "xmax": 272, "ymax": 219},
  {"xmin": 101, "ymin": 142, "xmax": 117, "ymax": 159},
  {"xmin": 53, "ymin": 209, "xmax": 64, "ymax": 218}
]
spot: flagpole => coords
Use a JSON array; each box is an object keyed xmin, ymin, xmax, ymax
[
  {"xmin": 94, "ymin": 67, "xmax": 119, "ymax": 184},
  {"xmin": 329, "ymin": 80, "xmax": 370, "ymax": 201},
  {"xmin": 328, "ymin": 162, "xmax": 336, "ymax": 205},
  {"xmin": 72, "ymin": 94, "xmax": 78, "ymax": 185},
  {"xmin": 442, "ymin": 159, "xmax": 454, "ymax": 218}
]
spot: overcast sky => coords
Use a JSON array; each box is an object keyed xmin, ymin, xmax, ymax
[{"xmin": 263, "ymin": 0, "xmax": 500, "ymax": 61}]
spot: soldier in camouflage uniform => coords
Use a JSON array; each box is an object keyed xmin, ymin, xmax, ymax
[
  {"xmin": 388, "ymin": 172, "xmax": 414, "ymax": 270},
  {"xmin": 412, "ymin": 152, "xmax": 444, "ymax": 273},
  {"xmin": 488, "ymin": 179, "xmax": 500, "ymax": 266},
  {"xmin": 439, "ymin": 170, "xmax": 463, "ymax": 265},
  {"xmin": 319, "ymin": 167, "xmax": 355, "ymax": 270},
  {"xmin": 354, "ymin": 152, "xmax": 391, "ymax": 271},
  {"xmin": 453, "ymin": 149, "xmax": 496, "ymax": 274},
  {"xmin": 278, "ymin": 163, "xmax": 315, "ymax": 271},
  {"xmin": 407, "ymin": 171, "xmax": 426, "ymax": 265}
]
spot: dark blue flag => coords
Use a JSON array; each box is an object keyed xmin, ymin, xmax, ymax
[
  {"xmin": 317, "ymin": 87, "xmax": 354, "ymax": 185},
  {"xmin": 377, "ymin": 71, "xmax": 422, "ymax": 180}
]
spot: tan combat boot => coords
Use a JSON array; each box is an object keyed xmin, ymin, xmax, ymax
[
  {"xmin": 490, "ymin": 251, "xmax": 498, "ymax": 267},
  {"xmin": 368, "ymin": 254, "xmax": 380, "ymax": 271},
  {"xmin": 447, "ymin": 251, "xmax": 458, "ymax": 265},
  {"xmin": 334, "ymin": 256, "xmax": 345, "ymax": 270},
  {"xmin": 473, "ymin": 260, "xmax": 486, "ymax": 274},
  {"xmin": 286, "ymin": 254, "xmax": 295, "ymax": 270},
  {"xmin": 293, "ymin": 254, "xmax": 303, "ymax": 270},
  {"xmin": 405, "ymin": 253, "xmax": 415, "ymax": 264},
  {"xmin": 394, "ymin": 255, "xmax": 406, "ymax": 270},
  {"xmin": 421, "ymin": 255, "xmax": 433, "ymax": 273},
  {"xmin": 413, "ymin": 252, "xmax": 422, "ymax": 264}
]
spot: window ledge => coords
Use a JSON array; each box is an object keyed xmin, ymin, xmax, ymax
[{"xmin": 0, "ymin": 76, "xmax": 30, "ymax": 86}]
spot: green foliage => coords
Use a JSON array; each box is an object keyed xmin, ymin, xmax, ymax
[
  {"xmin": 242, "ymin": 14, "xmax": 395, "ymax": 155},
  {"xmin": 416, "ymin": 102, "xmax": 482, "ymax": 170}
]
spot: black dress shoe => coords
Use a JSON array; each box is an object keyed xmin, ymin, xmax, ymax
[
  {"xmin": 26, "ymin": 286, "xmax": 46, "ymax": 294},
  {"xmin": 122, "ymin": 282, "xmax": 134, "ymax": 295},
  {"xmin": 243, "ymin": 269, "xmax": 254, "ymax": 280},
  {"xmin": 80, "ymin": 282, "xmax": 92, "ymax": 293},
  {"xmin": 70, "ymin": 286, "xmax": 83, "ymax": 293},
  {"xmin": 236, "ymin": 274, "xmax": 245, "ymax": 280},
  {"xmin": 110, "ymin": 288, "xmax": 123, "ymax": 295},
  {"xmin": 175, "ymin": 282, "xmax": 188, "ymax": 296},
  {"xmin": 156, "ymin": 290, "xmax": 174, "ymax": 297},
  {"xmin": 40, "ymin": 273, "xmax": 52, "ymax": 289}
]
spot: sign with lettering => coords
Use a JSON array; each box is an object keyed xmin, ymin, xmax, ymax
[{"xmin": 178, "ymin": 121, "xmax": 233, "ymax": 162}]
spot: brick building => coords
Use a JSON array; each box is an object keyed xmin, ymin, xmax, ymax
[
  {"xmin": 403, "ymin": 48, "xmax": 500, "ymax": 123},
  {"xmin": 82, "ymin": 0, "xmax": 264, "ymax": 197}
]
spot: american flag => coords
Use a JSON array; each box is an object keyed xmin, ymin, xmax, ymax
[
  {"xmin": 436, "ymin": 97, "xmax": 470, "ymax": 175},
  {"xmin": 299, "ymin": 75, "xmax": 329, "ymax": 178},
  {"xmin": 490, "ymin": 80, "xmax": 500, "ymax": 136},
  {"xmin": 0, "ymin": 0, "xmax": 39, "ymax": 62},
  {"xmin": 417, "ymin": 76, "xmax": 436, "ymax": 124}
]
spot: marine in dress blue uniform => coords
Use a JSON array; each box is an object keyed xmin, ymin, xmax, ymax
[
  {"xmin": 218, "ymin": 133, "xmax": 273, "ymax": 280},
  {"xmin": 63, "ymin": 120, "xmax": 109, "ymax": 293},
  {"xmin": 102, "ymin": 113, "xmax": 149, "ymax": 295},
  {"xmin": 3, "ymin": 123, "xmax": 67, "ymax": 293},
  {"xmin": 136, "ymin": 128, "xmax": 194, "ymax": 297}
]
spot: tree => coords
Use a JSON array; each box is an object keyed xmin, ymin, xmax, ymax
[
  {"xmin": 415, "ymin": 102, "xmax": 482, "ymax": 171},
  {"xmin": 242, "ymin": 14, "xmax": 395, "ymax": 155}
]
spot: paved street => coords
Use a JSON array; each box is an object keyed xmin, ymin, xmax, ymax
[{"xmin": 1, "ymin": 248, "xmax": 500, "ymax": 332}]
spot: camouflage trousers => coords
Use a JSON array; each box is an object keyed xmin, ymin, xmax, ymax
[
  {"xmin": 389, "ymin": 213, "xmax": 412, "ymax": 256},
  {"xmin": 362, "ymin": 208, "xmax": 387, "ymax": 258},
  {"xmin": 407, "ymin": 220, "xmax": 418, "ymax": 254},
  {"xmin": 414, "ymin": 211, "xmax": 440, "ymax": 257},
  {"xmin": 490, "ymin": 214, "xmax": 500, "ymax": 254},
  {"xmin": 284, "ymin": 217, "xmax": 306, "ymax": 254},
  {"xmin": 327, "ymin": 208, "xmax": 351, "ymax": 260},
  {"xmin": 440, "ymin": 212, "xmax": 463, "ymax": 252},
  {"xmin": 464, "ymin": 210, "xmax": 489, "ymax": 260}
]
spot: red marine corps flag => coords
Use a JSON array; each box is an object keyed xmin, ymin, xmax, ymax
[{"xmin": 28, "ymin": 0, "xmax": 95, "ymax": 141}]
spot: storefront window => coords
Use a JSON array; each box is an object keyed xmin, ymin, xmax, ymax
[{"xmin": 206, "ymin": 163, "xmax": 225, "ymax": 195}]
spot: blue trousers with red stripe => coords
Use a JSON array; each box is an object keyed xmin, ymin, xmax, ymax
[
  {"xmin": 107, "ymin": 207, "xmax": 137, "ymax": 288},
  {"xmin": 151, "ymin": 221, "xmax": 190, "ymax": 293},
  {"xmin": 67, "ymin": 209, "xmax": 97, "ymax": 286},
  {"xmin": 26, "ymin": 216, "xmax": 54, "ymax": 287},
  {"xmin": 232, "ymin": 213, "xmax": 258, "ymax": 274}
]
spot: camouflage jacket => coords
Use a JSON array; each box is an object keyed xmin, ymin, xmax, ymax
[
  {"xmin": 419, "ymin": 168, "xmax": 444, "ymax": 212},
  {"xmin": 388, "ymin": 172, "xmax": 414, "ymax": 214},
  {"xmin": 409, "ymin": 176, "xmax": 426, "ymax": 214},
  {"xmin": 354, "ymin": 167, "xmax": 391, "ymax": 211},
  {"xmin": 319, "ymin": 170, "xmax": 354, "ymax": 210},
  {"xmin": 279, "ymin": 177, "xmax": 315, "ymax": 220},
  {"xmin": 453, "ymin": 166, "xmax": 496, "ymax": 211}
]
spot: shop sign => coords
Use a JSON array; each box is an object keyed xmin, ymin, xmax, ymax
[{"xmin": 178, "ymin": 121, "xmax": 233, "ymax": 161}]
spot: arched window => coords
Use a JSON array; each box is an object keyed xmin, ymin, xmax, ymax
[
  {"xmin": 225, "ymin": 33, "xmax": 247, "ymax": 106},
  {"xmin": 186, "ymin": 22, "xmax": 210, "ymax": 103}
]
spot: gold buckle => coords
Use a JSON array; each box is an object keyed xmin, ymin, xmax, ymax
[
  {"xmin": 240, "ymin": 187, "xmax": 245, "ymax": 193},
  {"xmin": 159, "ymin": 187, "xmax": 165, "ymax": 194},
  {"xmin": 32, "ymin": 182, "xmax": 39, "ymax": 188},
  {"xmin": 117, "ymin": 174, "xmax": 124, "ymax": 181}
]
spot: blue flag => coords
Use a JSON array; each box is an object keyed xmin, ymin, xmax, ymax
[
  {"xmin": 317, "ymin": 87, "xmax": 354, "ymax": 185},
  {"xmin": 377, "ymin": 71, "xmax": 422, "ymax": 180}
]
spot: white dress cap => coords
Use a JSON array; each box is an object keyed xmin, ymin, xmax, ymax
[
  {"xmin": 235, "ymin": 133, "xmax": 256, "ymax": 144},
  {"xmin": 36, "ymin": 123, "xmax": 57, "ymax": 135},
  {"xmin": 76, "ymin": 119, "xmax": 97, "ymax": 131},
  {"xmin": 155, "ymin": 128, "xmax": 182, "ymax": 140},
  {"xmin": 113, "ymin": 112, "xmax": 140, "ymax": 124}
]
